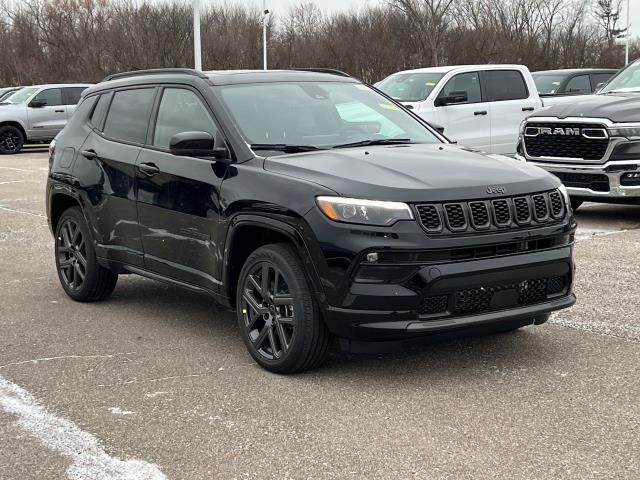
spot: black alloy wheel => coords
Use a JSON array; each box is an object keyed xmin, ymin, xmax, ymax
[
  {"xmin": 57, "ymin": 218, "xmax": 88, "ymax": 291},
  {"xmin": 236, "ymin": 244, "xmax": 330, "ymax": 373},
  {"xmin": 54, "ymin": 207, "xmax": 118, "ymax": 301},
  {"xmin": 241, "ymin": 261, "xmax": 295, "ymax": 361},
  {"xmin": 0, "ymin": 126, "xmax": 24, "ymax": 154}
]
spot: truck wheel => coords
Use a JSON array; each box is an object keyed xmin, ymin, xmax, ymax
[
  {"xmin": 236, "ymin": 243, "xmax": 330, "ymax": 373},
  {"xmin": 570, "ymin": 198, "xmax": 583, "ymax": 211},
  {"xmin": 0, "ymin": 125, "xmax": 24, "ymax": 154},
  {"xmin": 55, "ymin": 207, "xmax": 118, "ymax": 301}
]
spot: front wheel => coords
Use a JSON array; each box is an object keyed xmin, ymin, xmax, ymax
[
  {"xmin": 236, "ymin": 244, "xmax": 330, "ymax": 373},
  {"xmin": 55, "ymin": 207, "xmax": 118, "ymax": 301},
  {"xmin": 0, "ymin": 125, "xmax": 24, "ymax": 154}
]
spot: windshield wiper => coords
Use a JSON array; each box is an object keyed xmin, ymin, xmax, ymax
[
  {"xmin": 250, "ymin": 143, "xmax": 326, "ymax": 153},
  {"xmin": 332, "ymin": 138, "xmax": 413, "ymax": 149}
]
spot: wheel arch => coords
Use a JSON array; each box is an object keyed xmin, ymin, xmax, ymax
[
  {"xmin": 49, "ymin": 190, "xmax": 83, "ymax": 234},
  {"xmin": 223, "ymin": 215, "xmax": 325, "ymax": 309},
  {"xmin": 0, "ymin": 120, "xmax": 27, "ymax": 140}
]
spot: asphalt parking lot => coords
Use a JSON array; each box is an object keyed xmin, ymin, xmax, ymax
[{"xmin": 1, "ymin": 151, "xmax": 639, "ymax": 480}]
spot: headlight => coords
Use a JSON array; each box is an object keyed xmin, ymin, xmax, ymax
[
  {"xmin": 519, "ymin": 120, "xmax": 527, "ymax": 136},
  {"xmin": 558, "ymin": 184, "xmax": 570, "ymax": 205},
  {"xmin": 608, "ymin": 125, "xmax": 640, "ymax": 140},
  {"xmin": 316, "ymin": 196, "xmax": 414, "ymax": 226}
]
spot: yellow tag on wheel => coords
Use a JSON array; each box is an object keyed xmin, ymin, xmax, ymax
[{"xmin": 242, "ymin": 308, "xmax": 247, "ymax": 314}]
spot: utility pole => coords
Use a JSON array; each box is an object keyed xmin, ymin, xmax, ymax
[
  {"xmin": 262, "ymin": 1, "xmax": 269, "ymax": 70},
  {"xmin": 625, "ymin": 0, "xmax": 630, "ymax": 65},
  {"xmin": 194, "ymin": 0, "xmax": 202, "ymax": 71}
]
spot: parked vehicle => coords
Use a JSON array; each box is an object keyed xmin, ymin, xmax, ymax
[
  {"xmin": 47, "ymin": 68, "xmax": 576, "ymax": 373},
  {"xmin": 0, "ymin": 86, "xmax": 22, "ymax": 102},
  {"xmin": 533, "ymin": 69, "xmax": 617, "ymax": 96},
  {"xmin": 0, "ymin": 83, "xmax": 92, "ymax": 154},
  {"xmin": 517, "ymin": 58, "xmax": 640, "ymax": 210},
  {"xmin": 376, "ymin": 64, "xmax": 589, "ymax": 154}
]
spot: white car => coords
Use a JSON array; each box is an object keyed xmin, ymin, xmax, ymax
[
  {"xmin": 0, "ymin": 84, "xmax": 92, "ymax": 154},
  {"xmin": 376, "ymin": 64, "xmax": 547, "ymax": 154}
]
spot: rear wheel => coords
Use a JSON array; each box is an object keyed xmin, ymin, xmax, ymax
[
  {"xmin": 236, "ymin": 243, "xmax": 330, "ymax": 373},
  {"xmin": 570, "ymin": 198, "xmax": 583, "ymax": 211},
  {"xmin": 55, "ymin": 207, "xmax": 118, "ymax": 301},
  {"xmin": 0, "ymin": 125, "xmax": 24, "ymax": 154}
]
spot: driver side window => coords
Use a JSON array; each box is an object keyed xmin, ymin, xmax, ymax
[
  {"xmin": 32, "ymin": 88, "xmax": 63, "ymax": 107},
  {"xmin": 436, "ymin": 72, "xmax": 482, "ymax": 105},
  {"xmin": 153, "ymin": 88, "xmax": 218, "ymax": 149}
]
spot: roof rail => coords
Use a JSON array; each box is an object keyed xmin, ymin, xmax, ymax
[
  {"xmin": 102, "ymin": 68, "xmax": 209, "ymax": 82},
  {"xmin": 293, "ymin": 68, "xmax": 352, "ymax": 78}
]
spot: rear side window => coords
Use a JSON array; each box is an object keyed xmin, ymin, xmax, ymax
[
  {"xmin": 153, "ymin": 88, "xmax": 218, "ymax": 149},
  {"xmin": 592, "ymin": 73, "xmax": 614, "ymax": 89},
  {"xmin": 565, "ymin": 75, "xmax": 591, "ymax": 94},
  {"xmin": 33, "ymin": 88, "xmax": 63, "ymax": 106},
  {"xmin": 63, "ymin": 87, "xmax": 88, "ymax": 105},
  {"xmin": 90, "ymin": 94, "xmax": 111, "ymax": 129},
  {"xmin": 483, "ymin": 70, "xmax": 528, "ymax": 101},
  {"xmin": 103, "ymin": 88, "xmax": 155, "ymax": 144}
]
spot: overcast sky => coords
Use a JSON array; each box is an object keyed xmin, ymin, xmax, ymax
[{"xmin": 231, "ymin": 0, "xmax": 639, "ymax": 37}]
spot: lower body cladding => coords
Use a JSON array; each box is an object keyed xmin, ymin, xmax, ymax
[
  {"xmin": 519, "ymin": 156, "xmax": 640, "ymax": 203},
  {"xmin": 321, "ymin": 245, "xmax": 575, "ymax": 352}
]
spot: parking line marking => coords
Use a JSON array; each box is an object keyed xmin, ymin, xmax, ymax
[
  {"xmin": 0, "ymin": 166, "xmax": 46, "ymax": 173},
  {"xmin": 0, "ymin": 205, "xmax": 46, "ymax": 218},
  {"xmin": 0, "ymin": 374, "xmax": 166, "ymax": 480},
  {"xmin": 0, "ymin": 180, "xmax": 26, "ymax": 185},
  {"xmin": 0, "ymin": 352, "xmax": 136, "ymax": 370}
]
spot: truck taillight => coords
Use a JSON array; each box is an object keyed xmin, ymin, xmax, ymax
[{"xmin": 48, "ymin": 139, "xmax": 56, "ymax": 165}]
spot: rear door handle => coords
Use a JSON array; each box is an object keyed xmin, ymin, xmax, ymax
[
  {"xmin": 522, "ymin": 107, "xmax": 535, "ymax": 112},
  {"xmin": 474, "ymin": 110, "xmax": 488, "ymax": 116},
  {"xmin": 138, "ymin": 162, "xmax": 160, "ymax": 176},
  {"xmin": 81, "ymin": 149, "xmax": 97, "ymax": 160}
]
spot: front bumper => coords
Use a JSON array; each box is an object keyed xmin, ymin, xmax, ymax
[
  {"xmin": 516, "ymin": 154, "xmax": 640, "ymax": 200},
  {"xmin": 321, "ymin": 245, "xmax": 575, "ymax": 341}
]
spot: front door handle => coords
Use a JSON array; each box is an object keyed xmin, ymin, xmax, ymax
[
  {"xmin": 522, "ymin": 107, "xmax": 535, "ymax": 112},
  {"xmin": 81, "ymin": 149, "xmax": 97, "ymax": 160},
  {"xmin": 138, "ymin": 162, "xmax": 160, "ymax": 176},
  {"xmin": 474, "ymin": 110, "xmax": 488, "ymax": 116},
  {"xmin": 55, "ymin": 109, "xmax": 65, "ymax": 113}
]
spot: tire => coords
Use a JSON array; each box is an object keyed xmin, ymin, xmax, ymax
[
  {"xmin": 570, "ymin": 198, "xmax": 583, "ymax": 211},
  {"xmin": 0, "ymin": 125, "xmax": 24, "ymax": 154},
  {"xmin": 54, "ymin": 207, "xmax": 118, "ymax": 302},
  {"xmin": 236, "ymin": 243, "xmax": 330, "ymax": 373}
]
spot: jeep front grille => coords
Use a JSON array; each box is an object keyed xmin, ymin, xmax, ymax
[
  {"xmin": 523, "ymin": 122, "xmax": 609, "ymax": 161},
  {"xmin": 415, "ymin": 190, "xmax": 565, "ymax": 236}
]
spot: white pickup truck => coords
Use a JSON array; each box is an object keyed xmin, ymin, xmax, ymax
[{"xmin": 376, "ymin": 64, "xmax": 572, "ymax": 154}]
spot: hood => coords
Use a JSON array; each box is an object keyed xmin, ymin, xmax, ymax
[
  {"xmin": 531, "ymin": 92, "xmax": 640, "ymax": 123},
  {"xmin": 264, "ymin": 144, "xmax": 558, "ymax": 203}
]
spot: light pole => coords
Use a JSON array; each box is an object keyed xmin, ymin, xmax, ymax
[
  {"xmin": 194, "ymin": 0, "xmax": 202, "ymax": 70},
  {"xmin": 625, "ymin": 0, "xmax": 630, "ymax": 65},
  {"xmin": 262, "ymin": 1, "xmax": 270, "ymax": 70}
]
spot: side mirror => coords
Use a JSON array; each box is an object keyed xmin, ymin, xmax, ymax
[
  {"xmin": 428, "ymin": 122, "xmax": 445, "ymax": 135},
  {"xmin": 595, "ymin": 82, "xmax": 605, "ymax": 93},
  {"xmin": 169, "ymin": 131, "xmax": 229, "ymax": 160},
  {"xmin": 29, "ymin": 100, "xmax": 46, "ymax": 108},
  {"xmin": 435, "ymin": 90, "xmax": 468, "ymax": 106}
]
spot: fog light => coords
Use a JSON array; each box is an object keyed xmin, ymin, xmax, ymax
[
  {"xmin": 621, "ymin": 172, "xmax": 640, "ymax": 186},
  {"xmin": 366, "ymin": 252, "xmax": 379, "ymax": 263}
]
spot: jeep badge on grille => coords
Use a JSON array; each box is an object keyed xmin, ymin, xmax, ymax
[{"xmin": 486, "ymin": 186, "xmax": 506, "ymax": 195}]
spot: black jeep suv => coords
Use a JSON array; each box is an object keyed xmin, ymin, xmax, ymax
[{"xmin": 47, "ymin": 68, "xmax": 576, "ymax": 373}]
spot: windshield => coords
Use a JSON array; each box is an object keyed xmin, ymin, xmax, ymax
[
  {"xmin": 2, "ymin": 87, "xmax": 37, "ymax": 104},
  {"xmin": 217, "ymin": 81, "xmax": 441, "ymax": 150},
  {"xmin": 601, "ymin": 61, "xmax": 640, "ymax": 93},
  {"xmin": 533, "ymin": 74, "xmax": 568, "ymax": 94},
  {"xmin": 376, "ymin": 72, "xmax": 444, "ymax": 102}
]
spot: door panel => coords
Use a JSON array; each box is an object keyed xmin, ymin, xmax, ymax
[
  {"xmin": 72, "ymin": 132, "xmax": 144, "ymax": 266},
  {"xmin": 26, "ymin": 88, "xmax": 67, "ymax": 138},
  {"xmin": 136, "ymin": 86, "xmax": 227, "ymax": 291},
  {"xmin": 482, "ymin": 70, "xmax": 536, "ymax": 154},
  {"xmin": 136, "ymin": 150, "xmax": 226, "ymax": 290},
  {"xmin": 431, "ymin": 71, "xmax": 491, "ymax": 150}
]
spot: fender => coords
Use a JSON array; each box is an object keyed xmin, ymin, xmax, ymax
[
  {"xmin": 47, "ymin": 180, "xmax": 86, "ymax": 236},
  {"xmin": 222, "ymin": 213, "xmax": 327, "ymax": 306}
]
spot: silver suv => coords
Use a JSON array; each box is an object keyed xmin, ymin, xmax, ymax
[{"xmin": 0, "ymin": 84, "xmax": 92, "ymax": 154}]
